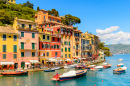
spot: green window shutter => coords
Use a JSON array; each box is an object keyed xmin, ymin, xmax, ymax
[
  {"xmin": 21, "ymin": 32, "xmax": 24, "ymax": 37},
  {"xmin": 13, "ymin": 54, "xmax": 17, "ymax": 59},
  {"xmin": 32, "ymin": 43, "xmax": 35, "ymax": 49},
  {"xmin": 69, "ymin": 42, "xmax": 70, "ymax": 45},
  {"xmin": 49, "ymin": 24, "xmax": 50, "ymax": 27},
  {"xmin": 57, "ymin": 45, "xmax": 59, "ymax": 49},
  {"xmin": 41, "ymin": 25, "xmax": 42, "ymax": 28},
  {"xmin": 21, "ymin": 42, "xmax": 24, "ymax": 49},
  {"xmin": 32, "ymin": 52, "xmax": 35, "ymax": 57},
  {"xmin": 13, "ymin": 45, "xmax": 17, "ymax": 52},
  {"xmin": 68, "ymin": 48, "xmax": 70, "ymax": 52},
  {"xmin": 32, "ymin": 33, "xmax": 35, "ymax": 38},
  {"xmin": 21, "ymin": 52, "xmax": 24, "ymax": 57},
  {"xmin": 65, "ymin": 48, "xmax": 67, "ymax": 52},
  {"xmin": 3, "ymin": 54, "xmax": 6, "ymax": 59},
  {"xmin": 64, "ymin": 41, "xmax": 65, "ymax": 45},
  {"xmin": 3, "ymin": 45, "xmax": 6, "ymax": 52},
  {"xmin": 61, "ymin": 48, "xmax": 63, "ymax": 52},
  {"xmin": 29, "ymin": 25, "xmax": 32, "ymax": 29},
  {"xmin": 45, "ymin": 25, "xmax": 47, "ymax": 27}
]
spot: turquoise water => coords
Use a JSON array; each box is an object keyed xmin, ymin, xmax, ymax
[{"xmin": 0, "ymin": 54, "xmax": 130, "ymax": 86}]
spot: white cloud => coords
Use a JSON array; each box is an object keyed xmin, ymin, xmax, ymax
[
  {"xmin": 96, "ymin": 26, "xmax": 120, "ymax": 34},
  {"xmin": 96, "ymin": 26, "xmax": 130, "ymax": 44}
]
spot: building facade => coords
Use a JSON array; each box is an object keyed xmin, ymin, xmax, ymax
[
  {"xmin": 13, "ymin": 18, "xmax": 39, "ymax": 68},
  {"xmin": 0, "ymin": 26, "xmax": 19, "ymax": 70}
]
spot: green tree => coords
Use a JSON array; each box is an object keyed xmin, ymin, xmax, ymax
[
  {"xmin": 48, "ymin": 9, "xmax": 59, "ymax": 17},
  {"xmin": 23, "ymin": 1, "xmax": 34, "ymax": 9},
  {"xmin": 61, "ymin": 14, "xmax": 81, "ymax": 25},
  {"xmin": 37, "ymin": 6, "xmax": 40, "ymax": 11}
]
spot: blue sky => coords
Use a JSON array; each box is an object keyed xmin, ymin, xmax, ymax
[{"xmin": 16, "ymin": 0, "xmax": 130, "ymax": 44}]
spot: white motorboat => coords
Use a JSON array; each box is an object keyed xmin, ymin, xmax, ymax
[
  {"xmin": 118, "ymin": 59, "xmax": 123, "ymax": 61},
  {"xmin": 69, "ymin": 64, "xmax": 77, "ymax": 68},
  {"xmin": 117, "ymin": 63, "xmax": 124, "ymax": 67},
  {"xmin": 52, "ymin": 67, "xmax": 60, "ymax": 70},
  {"xmin": 95, "ymin": 66, "xmax": 103, "ymax": 70},
  {"xmin": 64, "ymin": 66, "xmax": 71, "ymax": 69}
]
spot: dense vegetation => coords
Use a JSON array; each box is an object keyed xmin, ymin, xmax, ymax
[
  {"xmin": 0, "ymin": 0, "xmax": 36, "ymax": 26},
  {"xmin": 98, "ymin": 42, "xmax": 111, "ymax": 56},
  {"xmin": 47, "ymin": 9, "xmax": 81, "ymax": 25},
  {"xmin": 108, "ymin": 43, "xmax": 130, "ymax": 54}
]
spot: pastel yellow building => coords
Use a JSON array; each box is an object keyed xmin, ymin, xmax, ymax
[
  {"xmin": 6, "ymin": 0, "xmax": 16, "ymax": 4},
  {"xmin": 81, "ymin": 32, "xmax": 93, "ymax": 60},
  {"xmin": 72, "ymin": 27, "xmax": 82, "ymax": 59},
  {"xmin": 0, "ymin": 25, "xmax": 19, "ymax": 69}
]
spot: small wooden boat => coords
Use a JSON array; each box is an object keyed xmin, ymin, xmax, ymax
[
  {"xmin": 102, "ymin": 63, "xmax": 111, "ymax": 68},
  {"xmin": 1, "ymin": 70, "xmax": 28, "ymax": 76},
  {"xmin": 113, "ymin": 66, "xmax": 127, "ymax": 74},
  {"xmin": 117, "ymin": 63, "xmax": 124, "ymax": 67},
  {"xmin": 86, "ymin": 65, "xmax": 96, "ymax": 69},
  {"xmin": 95, "ymin": 66, "xmax": 103, "ymax": 70},
  {"xmin": 44, "ymin": 68, "xmax": 55, "ymax": 72},
  {"xmin": 51, "ymin": 69, "xmax": 87, "ymax": 81},
  {"xmin": 64, "ymin": 66, "xmax": 71, "ymax": 69},
  {"xmin": 118, "ymin": 59, "xmax": 123, "ymax": 61}
]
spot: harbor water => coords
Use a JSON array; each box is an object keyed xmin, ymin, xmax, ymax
[{"xmin": 0, "ymin": 54, "xmax": 130, "ymax": 86}]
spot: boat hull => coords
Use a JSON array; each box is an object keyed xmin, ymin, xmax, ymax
[
  {"xmin": 113, "ymin": 70, "xmax": 125, "ymax": 74},
  {"xmin": 44, "ymin": 70, "xmax": 55, "ymax": 72},
  {"xmin": 1, "ymin": 71, "xmax": 28, "ymax": 76}
]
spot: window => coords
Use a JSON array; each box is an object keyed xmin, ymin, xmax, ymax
[
  {"xmin": 44, "ymin": 16, "xmax": 45, "ymax": 20},
  {"xmin": 43, "ymin": 35, "xmax": 45, "ymax": 39},
  {"xmin": 3, "ymin": 34, "xmax": 6, "ymax": 41},
  {"xmin": 49, "ymin": 24, "xmax": 50, "ymax": 27},
  {"xmin": 73, "ymin": 46, "xmax": 75, "ymax": 49},
  {"xmin": 68, "ymin": 48, "xmax": 70, "ymax": 52},
  {"xmin": 69, "ymin": 42, "xmax": 70, "ymax": 45},
  {"xmin": 53, "ymin": 37, "xmax": 55, "ymax": 41},
  {"xmin": 69, "ymin": 54, "xmax": 71, "ymax": 58},
  {"xmin": 14, "ymin": 35, "xmax": 17, "ymax": 41},
  {"xmin": 21, "ymin": 42, "xmax": 24, "ymax": 49},
  {"xmin": 32, "ymin": 52, "xmax": 35, "ymax": 57},
  {"xmin": 14, "ymin": 54, "xmax": 17, "ymax": 59},
  {"xmin": 32, "ymin": 33, "xmax": 35, "ymax": 38},
  {"xmin": 55, "ymin": 52, "xmax": 57, "ymax": 56},
  {"xmin": 22, "ymin": 24, "xmax": 25, "ymax": 28},
  {"xmin": 54, "ymin": 45, "xmax": 56, "ymax": 49},
  {"xmin": 58, "ymin": 29, "xmax": 59, "ymax": 33},
  {"xmin": 65, "ymin": 54, "xmax": 67, "ymax": 58},
  {"xmin": 57, "ymin": 45, "xmax": 59, "ymax": 49},
  {"xmin": 29, "ymin": 25, "xmax": 32, "ymax": 29},
  {"xmin": 53, "ymin": 19, "xmax": 54, "ymax": 21},
  {"xmin": 65, "ymin": 48, "xmax": 67, "ymax": 52},
  {"xmin": 11, "ymin": 0, "xmax": 13, "ymax": 2},
  {"xmin": 73, "ymin": 53, "xmax": 75, "ymax": 56},
  {"xmin": 69, "ymin": 36, "xmax": 70, "ymax": 39},
  {"xmin": 42, "ymin": 44, "xmax": 45, "ymax": 48},
  {"xmin": 65, "ymin": 36, "xmax": 67, "ymax": 39},
  {"xmin": 58, "ymin": 38, "xmax": 59, "ymax": 41},
  {"xmin": 47, "ymin": 52, "xmax": 49, "ymax": 56},
  {"xmin": 3, "ymin": 54, "xmax": 6, "ymax": 59},
  {"xmin": 61, "ymin": 48, "xmax": 63, "ymax": 52},
  {"xmin": 50, "ymin": 19, "xmax": 51, "ymax": 21},
  {"xmin": 41, "ymin": 25, "xmax": 42, "ymax": 28},
  {"xmin": 76, "ymin": 52, "xmax": 78, "ymax": 56},
  {"xmin": 57, "ymin": 20, "xmax": 60, "ymax": 23},
  {"xmin": 3, "ymin": 45, "xmax": 6, "ymax": 52},
  {"xmin": 21, "ymin": 32, "xmax": 24, "ymax": 37},
  {"xmin": 45, "ymin": 25, "xmax": 47, "ymax": 27},
  {"xmin": 32, "ymin": 43, "xmax": 35, "ymax": 49},
  {"xmin": 13, "ymin": 45, "xmax": 17, "ymax": 52},
  {"xmin": 21, "ymin": 52, "xmax": 24, "ymax": 57},
  {"xmin": 47, "ymin": 36, "xmax": 50, "ymax": 40}
]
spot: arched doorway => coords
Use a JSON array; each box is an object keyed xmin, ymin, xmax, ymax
[{"xmin": 21, "ymin": 62, "xmax": 25, "ymax": 69}]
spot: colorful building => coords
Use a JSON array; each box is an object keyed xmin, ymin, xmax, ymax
[
  {"xmin": 13, "ymin": 17, "xmax": 39, "ymax": 69},
  {"xmin": 81, "ymin": 32, "xmax": 93, "ymax": 61},
  {"xmin": 0, "ymin": 26, "xmax": 19, "ymax": 70},
  {"xmin": 72, "ymin": 27, "xmax": 82, "ymax": 60},
  {"xmin": 4, "ymin": 0, "xmax": 16, "ymax": 4}
]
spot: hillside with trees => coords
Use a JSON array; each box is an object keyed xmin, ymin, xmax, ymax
[{"xmin": 108, "ymin": 43, "xmax": 130, "ymax": 54}]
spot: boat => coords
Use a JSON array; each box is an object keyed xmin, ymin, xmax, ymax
[
  {"xmin": 113, "ymin": 66, "xmax": 127, "ymax": 74},
  {"xmin": 102, "ymin": 63, "xmax": 111, "ymax": 68},
  {"xmin": 86, "ymin": 65, "xmax": 96, "ymax": 69},
  {"xmin": 52, "ymin": 67, "xmax": 60, "ymax": 70},
  {"xmin": 1, "ymin": 70, "xmax": 28, "ymax": 76},
  {"xmin": 118, "ymin": 59, "xmax": 123, "ymax": 61},
  {"xmin": 95, "ymin": 66, "xmax": 103, "ymax": 70},
  {"xmin": 69, "ymin": 64, "xmax": 77, "ymax": 68},
  {"xmin": 44, "ymin": 68, "xmax": 55, "ymax": 72},
  {"xmin": 51, "ymin": 69, "xmax": 87, "ymax": 81},
  {"xmin": 64, "ymin": 66, "xmax": 71, "ymax": 69},
  {"xmin": 75, "ymin": 65, "xmax": 86, "ymax": 69},
  {"xmin": 117, "ymin": 63, "xmax": 124, "ymax": 67}
]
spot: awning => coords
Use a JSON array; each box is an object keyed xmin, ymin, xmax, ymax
[
  {"xmin": 47, "ymin": 58, "xmax": 56, "ymax": 62},
  {"xmin": 29, "ymin": 60, "xmax": 39, "ymax": 63},
  {"xmin": 0, "ymin": 62, "xmax": 14, "ymax": 65},
  {"xmin": 25, "ymin": 62, "xmax": 30, "ymax": 65}
]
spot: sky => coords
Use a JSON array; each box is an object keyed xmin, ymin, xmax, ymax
[{"xmin": 16, "ymin": 0, "xmax": 130, "ymax": 44}]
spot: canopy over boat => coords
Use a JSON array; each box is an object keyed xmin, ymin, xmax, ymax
[
  {"xmin": 119, "ymin": 66, "xmax": 127, "ymax": 70},
  {"xmin": 60, "ymin": 70, "xmax": 76, "ymax": 78}
]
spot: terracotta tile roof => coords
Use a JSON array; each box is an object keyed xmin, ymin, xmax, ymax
[
  {"xmin": 0, "ymin": 26, "xmax": 18, "ymax": 34},
  {"xmin": 15, "ymin": 18, "xmax": 35, "ymax": 23}
]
